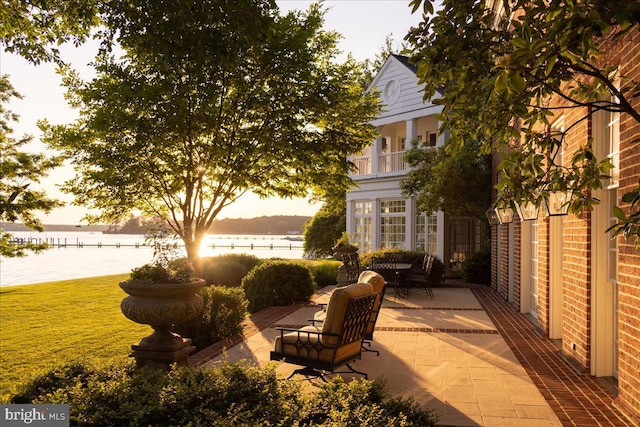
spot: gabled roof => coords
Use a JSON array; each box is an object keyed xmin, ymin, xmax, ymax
[{"xmin": 390, "ymin": 54, "xmax": 418, "ymax": 74}]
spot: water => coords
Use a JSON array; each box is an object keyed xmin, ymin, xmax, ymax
[{"xmin": 0, "ymin": 231, "xmax": 304, "ymax": 287}]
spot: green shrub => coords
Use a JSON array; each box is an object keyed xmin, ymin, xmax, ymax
[
  {"xmin": 461, "ymin": 251, "xmax": 491, "ymax": 285},
  {"xmin": 12, "ymin": 362, "xmax": 439, "ymax": 427},
  {"xmin": 199, "ymin": 254, "xmax": 262, "ymax": 287},
  {"xmin": 308, "ymin": 260, "xmax": 340, "ymax": 287},
  {"xmin": 242, "ymin": 261, "xmax": 315, "ymax": 312},
  {"xmin": 12, "ymin": 362, "xmax": 302, "ymax": 426},
  {"xmin": 174, "ymin": 285, "xmax": 248, "ymax": 349}
]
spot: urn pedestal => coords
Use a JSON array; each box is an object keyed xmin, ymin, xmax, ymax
[
  {"xmin": 332, "ymin": 247, "xmax": 358, "ymax": 287},
  {"xmin": 119, "ymin": 279, "xmax": 206, "ymax": 370}
]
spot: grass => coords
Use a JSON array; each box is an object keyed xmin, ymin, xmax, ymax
[
  {"xmin": 0, "ymin": 274, "xmax": 148, "ymax": 402},
  {"xmin": 0, "ymin": 259, "xmax": 339, "ymax": 403}
]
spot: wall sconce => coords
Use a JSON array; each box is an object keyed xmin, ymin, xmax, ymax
[
  {"xmin": 495, "ymin": 205, "xmax": 515, "ymax": 224},
  {"xmin": 486, "ymin": 208, "xmax": 500, "ymax": 226},
  {"xmin": 515, "ymin": 200, "xmax": 540, "ymax": 221},
  {"xmin": 544, "ymin": 190, "xmax": 572, "ymax": 216}
]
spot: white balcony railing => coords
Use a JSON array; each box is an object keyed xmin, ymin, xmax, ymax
[
  {"xmin": 352, "ymin": 157, "xmax": 372, "ymax": 175},
  {"xmin": 351, "ymin": 152, "xmax": 408, "ymax": 176},
  {"xmin": 378, "ymin": 152, "xmax": 407, "ymax": 173}
]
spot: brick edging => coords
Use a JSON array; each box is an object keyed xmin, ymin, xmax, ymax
[{"xmin": 190, "ymin": 303, "xmax": 306, "ymax": 366}]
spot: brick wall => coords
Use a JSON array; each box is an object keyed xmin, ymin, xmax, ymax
[{"xmin": 614, "ymin": 28, "xmax": 640, "ymax": 424}]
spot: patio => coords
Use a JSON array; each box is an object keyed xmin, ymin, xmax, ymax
[{"xmin": 193, "ymin": 284, "xmax": 633, "ymax": 427}]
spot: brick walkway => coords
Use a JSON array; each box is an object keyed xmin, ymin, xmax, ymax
[{"xmin": 472, "ymin": 287, "xmax": 635, "ymax": 427}]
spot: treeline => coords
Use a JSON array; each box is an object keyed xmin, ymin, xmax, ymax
[
  {"xmin": 0, "ymin": 222, "xmax": 109, "ymax": 232},
  {"xmin": 208, "ymin": 216, "xmax": 310, "ymax": 235},
  {"xmin": 2, "ymin": 216, "xmax": 311, "ymax": 235}
]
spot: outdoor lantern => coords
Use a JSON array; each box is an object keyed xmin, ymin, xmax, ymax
[
  {"xmin": 544, "ymin": 190, "xmax": 572, "ymax": 216},
  {"xmin": 495, "ymin": 205, "xmax": 515, "ymax": 224},
  {"xmin": 515, "ymin": 200, "xmax": 540, "ymax": 221},
  {"xmin": 486, "ymin": 208, "xmax": 500, "ymax": 226}
]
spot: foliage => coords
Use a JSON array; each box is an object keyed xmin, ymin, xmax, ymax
[
  {"xmin": 0, "ymin": 0, "xmax": 99, "ymax": 65},
  {"xmin": 11, "ymin": 361, "xmax": 438, "ymax": 426},
  {"xmin": 122, "ymin": 232, "xmax": 197, "ymax": 284},
  {"xmin": 407, "ymin": 0, "xmax": 640, "ymax": 239},
  {"xmin": 332, "ymin": 231, "xmax": 356, "ymax": 249},
  {"xmin": 199, "ymin": 253, "xmax": 262, "ymax": 287},
  {"xmin": 0, "ymin": 76, "xmax": 63, "ymax": 257},
  {"xmin": 174, "ymin": 285, "xmax": 248, "ymax": 350},
  {"xmin": 307, "ymin": 260, "xmax": 341, "ymax": 288},
  {"xmin": 301, "ymin": 376, "xmax": 439, "ymax": 426},
  {"xmin": 242, "ymin": 261, "xmax": 315, "ymax": 312},
  {"xmin": 303, "ymin": 199, "xmax": 346, "ymax": 258},
  {"xmin": 11, "ymin": 362, "xmax": 303, "ymax": 426},
  {"xmin": 608, "ymin": 178, "xmax": 640, "ymax": 248},
  {"xmin": 402, "ymin": 139, "xmax": 492, "ymax": 222},
  {"xmin": 460, "ymin": 251, "xmax": 492, "ymax": 285},
  {"xmin": 41, "ymin": 1, "xmax": 381, "ymax": 263}
]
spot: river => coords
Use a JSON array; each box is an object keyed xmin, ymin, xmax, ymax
[{"xmin": 0, "ymin": 231, "xmax": 304, "ymax": 287}]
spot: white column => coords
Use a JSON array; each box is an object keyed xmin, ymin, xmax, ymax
[
  {"xmin": 371, "ymin": 199, "xmax": 380, "ymax": 250},
  {"xmin": 406, "ymin": 197, "xmax": 415, "ymax": 250},
  {"xmin": 405, "ymin": 119, "xmax": 418, "ymax": 150},
  {"xmin": 372, "ymin": 134, "xmax": 382, "ymax": 174}
]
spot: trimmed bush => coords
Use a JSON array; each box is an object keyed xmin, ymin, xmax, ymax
[
  {"xmin": 174, "ymin": 285, "xmax": 247, "ymax": 349},
  {"xmin": 242, "ymin": 261, "xmax": 315, "ymax": 312},
  {"xmin": 12, "ymin": 362, "xmax": 439, "ymax": 426},
  {"xmin": 199, "ymin": 253, "xmax": 262, "ymax": 287},
  {"xmin": 461, "ymin": 251, "xmax": 491, "ymax": 285},
  {"xmin": 307, "ymin": 260, "xmax": 340, "ymax": 287}
]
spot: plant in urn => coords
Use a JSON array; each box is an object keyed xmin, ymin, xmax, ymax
[{"xmin": 120, "ymin": 235, "xmax": 205, "ymax": 370}]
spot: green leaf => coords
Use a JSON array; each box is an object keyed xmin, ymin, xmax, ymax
[{"xmin": 613, "ymin": 206, "xmax": 627, "ymax": 222}]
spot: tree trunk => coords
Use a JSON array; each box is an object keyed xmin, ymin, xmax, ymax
[{"xmin": 183, "ymin": 234, "xmax": 203, "ymax": 266}]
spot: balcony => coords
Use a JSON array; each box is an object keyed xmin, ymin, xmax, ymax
[{"xmin": 351, "ymin": 151, "xmax": 407, "ymax": 176}]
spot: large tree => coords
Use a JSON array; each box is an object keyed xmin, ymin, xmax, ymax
[
  {"xmin": 0, "ymin": 76, "xmax": 63, "ymax": 257},
  {"xmin": 1, "ymin": 0, "xmax": 99, "ymax": 65},
  {"xmin": 42, "ymin": 1, "xmax": 380, "ymax": 263},
  {"xmin": 406, "ymin": 0, "xmax": 640, "ymax": 244},
  {"xmin": 402, "ymin": 140, "xmax": 492, "ymax": 222}
]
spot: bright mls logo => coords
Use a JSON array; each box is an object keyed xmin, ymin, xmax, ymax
[{"xmin": 1, "ymin": 405, "xmax": 69, "ymax": 426}]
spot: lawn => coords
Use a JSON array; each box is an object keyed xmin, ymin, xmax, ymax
[{"xmin": 0, "ymin": 274, "xmax": 148, "ymax": 402}]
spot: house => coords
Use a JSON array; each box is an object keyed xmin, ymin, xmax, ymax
[
  {"xmin": 485, "ymin": 2, "xmax": 640, "ymax": 423},
  {"xmin": 345, "ymin": 54, "xmax": 486, "ymax": 272}
]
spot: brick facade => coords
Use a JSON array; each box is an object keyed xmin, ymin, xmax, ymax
[{"xmin": 491, "ymin": 28, "xmax": 640, "ymax": 424}]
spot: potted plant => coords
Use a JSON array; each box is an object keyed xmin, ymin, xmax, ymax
[
  {"xmin": 332, "ymin": 232, "xmax": 358, "ymax": 261},
  {"xmin": 119, "ymin": 233, "xmax": 206, "ymax": 369}
]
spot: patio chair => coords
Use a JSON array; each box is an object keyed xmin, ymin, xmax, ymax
[
  {"xmin": 341, "ymin": 253, "xmax": 360, "ymax": 285},
  {"xmin": 371, "ymin": 256, "xmax": 406, "ymax": 299},
  {"xmin": 311, "ymin": 271, "xmax": 386, "ymax": 355},
  {"xmin": 271, "ymin": 282, "xmax": 376, "ymax": 381},
  {"xmin": 407, "ymin": 254, "xmax": 435, "ymax": 299}
]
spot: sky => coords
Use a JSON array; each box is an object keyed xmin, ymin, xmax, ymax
[{"xmin": 1, "ymin": 0, "xmax": 424, "ymax": 225}]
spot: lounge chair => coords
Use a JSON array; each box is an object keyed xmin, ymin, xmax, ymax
[
  {"xmin": 270, "ymin": 281, "xmax": 376, "ymax": 381},
  {"xmin": 312, "ymin": 270, "xmax": 386, "ymax": 355}
]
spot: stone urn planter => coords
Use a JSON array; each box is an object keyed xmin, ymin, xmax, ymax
[{"xmin": 120, "ymin": 278, "xmax": 206, "ymax": 370}]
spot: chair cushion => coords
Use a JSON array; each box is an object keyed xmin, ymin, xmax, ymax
[
  {"xmin": 274, "ymin": 326, "xmax": 362, "ymax": 364},
  {"xmin": 321, "ymin": 282, "xmax": 373, "ymax": 338},
  {"xmin": 358, "ymin": 270, "xmax": 385, "ymax": 294}
]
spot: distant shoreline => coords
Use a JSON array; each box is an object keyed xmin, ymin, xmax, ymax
[{"xmin": 1, "ymin": 215, "xmax": 310, "ymax": 235}]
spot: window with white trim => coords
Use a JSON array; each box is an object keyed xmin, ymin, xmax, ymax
[
  {"xmin": 380, "ymin": 200, "xmax": 406, "ymax": 249},
  {"xmin": 416, "ymin": 213, "xmax": 438, "ymax": 254},
  {"xmin": 353, "ymin": 201, "xmax": 372, "ymax": 253}
]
